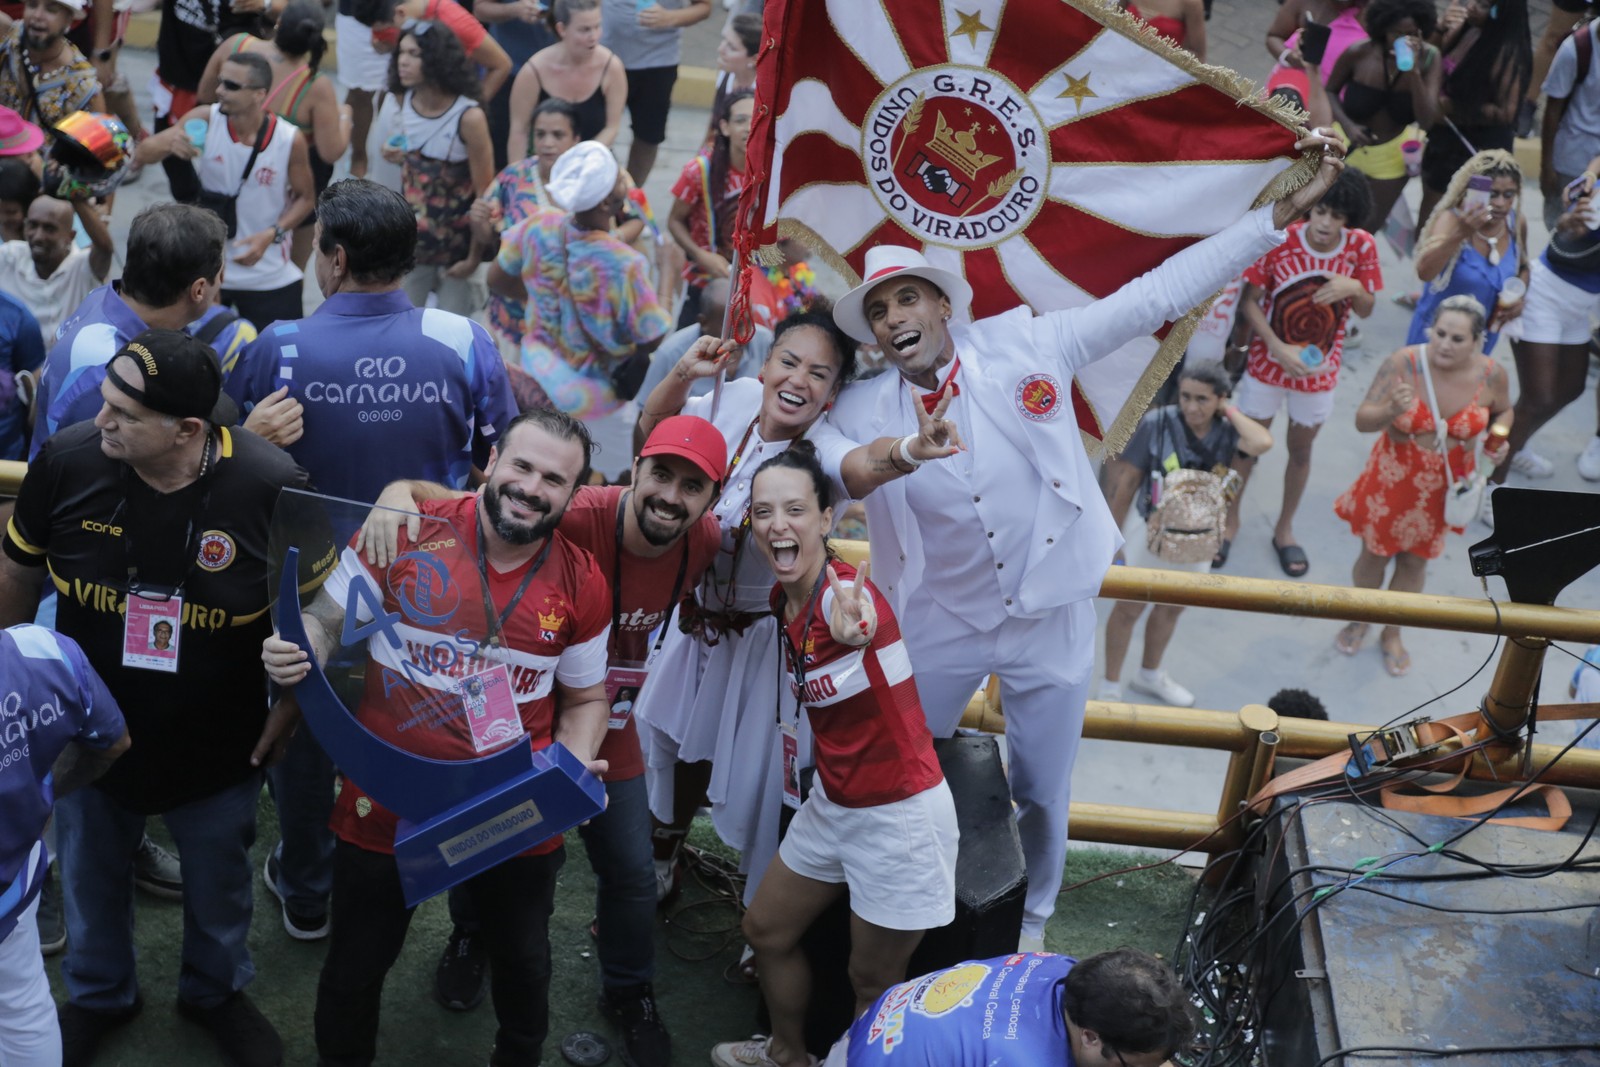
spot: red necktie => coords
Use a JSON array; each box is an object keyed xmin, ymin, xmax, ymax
[{"xmin": 920, "ymin": 357, "xmax": 961, "ymax": 415}]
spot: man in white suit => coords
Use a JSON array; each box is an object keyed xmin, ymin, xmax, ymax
[{"xmin": 828, "ymin": 130, "xmax": 1345, "ymax": 950}]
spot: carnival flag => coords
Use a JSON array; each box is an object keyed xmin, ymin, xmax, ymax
[{"xmin": 737, "ymin": 0, "xmax": 1315, "ymax": 453}]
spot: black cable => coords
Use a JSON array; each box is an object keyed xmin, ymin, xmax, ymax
[{"xmin": 1312, "ymin": 1041, "xmax": 1600, "ymax": 1066}]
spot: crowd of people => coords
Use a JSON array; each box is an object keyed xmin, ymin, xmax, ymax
[{"xmin": 0, "ymin": 0, "xmax": 1597, "ymax": 1065}]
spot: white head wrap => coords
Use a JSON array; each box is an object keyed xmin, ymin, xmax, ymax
[{"xmin": 547, "ymin": 141, "xmax": 620, "ymax": 213}]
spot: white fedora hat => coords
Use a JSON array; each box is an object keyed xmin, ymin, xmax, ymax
[{"xmin": 833, "ymin": 245, "xmax": 973, "ymax": 345}]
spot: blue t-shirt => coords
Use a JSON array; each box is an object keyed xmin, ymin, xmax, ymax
[
  {"xmin": 0, "ymin": 625, "xmax": 125, "ymax": 935},
  {"xmin": 0, "ymin": 289, "xmax": 44, "ymax": 460},
  {"xmin": 844, "ymin": 954, "xmax": 1077, "ymax": 1065},
  {"xmin": 29, "ymin": 282, "xmax": 151, "ymax": 458},
  {"xmin": 225, "ymin": 290, "xmax": 518, "ymax": 502}
]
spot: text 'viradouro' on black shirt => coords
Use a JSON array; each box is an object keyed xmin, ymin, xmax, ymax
[{"xmin": 3, "ymin": 421, "xmax": 333, "ymax": 813}]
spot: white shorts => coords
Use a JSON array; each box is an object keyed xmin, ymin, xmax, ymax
[
  {"xmin": 1122, "ymin": 522, "xmax": 1215, "ymax": 573},
  {"xmin": 335, "ymin": 14, "xmax": 392, "ymax": 93},
  {"xmin": 779, "ymin": 778, "xmax": 959, "ymax": 931},
  {"xmin": 1508, "ymin": 257, "xmax": 1600, "ymax": 347},
  {"xmin": 1233, "ymin": 372, "xmax": 1337, "ymax": 428}
]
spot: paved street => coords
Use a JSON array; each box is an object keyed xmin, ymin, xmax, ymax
[{"xmin": 101, "ymin": 0, "xmax": 1600, "ymax": 844}]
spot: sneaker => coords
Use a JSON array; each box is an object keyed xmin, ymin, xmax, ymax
[
  {"xmin": 1579, "ymin": 438, "xmax": 1600, "ymax": 481},
  {"xmin": 652, "ymin": 856, "xmax": 680, "ymax": 904},
  {"xmin": 176, "ymin": 992, "xmax": 283, "ymax": 1067},
  {"xmin": 1093, "ymin": 680, "xmax": 1123, "ymax": 702},
  {"xmin": 132, "ymin": 836, "xmax": 182, "ymax": 900},
  {"xmin": 434, "ymin": 926, "xmax": 487, "ymax": 1012},
  {"xmin": 1128, "ymin": 669, "xmax": 1196, "ymax": 708},
  {"xmin": 37, "ymin": 866, "xmax": 65, "ymax": 956},
  {"xmin": 709, "ymin": 1036, "xmax": 818, "ymax": 1067},
  {"xmin": 598, "ymin": 983, "xmax": 671, "ymax": 1067},
  {"xmin": 1017, "ymin": 931, "xmax": 1046, "ymax": 953},
  {"xmin": 261, "ymin": 849, "xmax": 329, "ymax": 941},
  {"xmin": 60, "ymin": 996, "xmax": 143, "ymax": 1067},
  {"xmin": 1509, "ymin": 449, "xmax": 1555, "ymax": 479}
]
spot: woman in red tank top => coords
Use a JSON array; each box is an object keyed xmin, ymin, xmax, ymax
[{"xmin": 709, "ymin": 444, "xmax": 959, "ymax": 1067}]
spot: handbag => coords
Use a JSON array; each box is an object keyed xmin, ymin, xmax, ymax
[
  {"xmin": 195, "ymin": 116, "xmax": 269, "ymax": 240},
  {"xmin": 1144, "ymin": 411, "xmax": 1230, "ymax": 564},
  {"xmin": 1414, "ymin": 344, "xmax": 1487, "ymax": 528}
]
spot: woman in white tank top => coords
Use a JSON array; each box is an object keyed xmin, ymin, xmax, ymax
[{"xmin": 381, "ymin": 24, "xmax": 495, "ymax": 317}]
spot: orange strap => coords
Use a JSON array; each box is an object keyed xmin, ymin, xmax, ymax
[{"xmin": 1246, "ymin": 703, "xmax": 1599, "ymax": 831}]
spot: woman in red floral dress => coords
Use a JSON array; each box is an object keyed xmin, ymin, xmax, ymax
[{"xmin": 1334, "ymin": 294, "xmax": 1512, "ymax": 675}]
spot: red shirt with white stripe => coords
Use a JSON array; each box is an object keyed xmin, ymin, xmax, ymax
[
  {"xmin": 774, "ymin": 562, "xmax": 943, "ymax": 808},
  {"xmin": 325, "ymin": 495, "xmax": 611, "ymax": 855}
]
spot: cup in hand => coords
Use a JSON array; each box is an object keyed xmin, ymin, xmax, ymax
[
  {"xmin": 184, "ymin": 118, "xmax": 208, "ymax": 150},
  {"xmin": 1497, "ymin": 276, "xmax": 1526, "ymax": 307},
  {"xmin": 1400, "ymin": 139, "xmax": 1423, "ymax": 178}
]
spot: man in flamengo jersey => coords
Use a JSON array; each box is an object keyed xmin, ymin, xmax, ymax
[
  {"xmin": 263, "ymin": 407, "xmax": 615, "ymax": 1067},
  {"xmin": 364, "ymin": 414, "xmax": 726, "ymax": 1067},
  {"xmin": 827, "ymin": 130, "xmax": 1348, "ymax": 952},
  {"xmin": 830, "ymin": 948, "xmax": 1193, "ymax": 1066}
]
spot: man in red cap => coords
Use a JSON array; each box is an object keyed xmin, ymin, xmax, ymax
[{"xmin": 363, "ymin": 413, "xmax": 726, "ymax": 1067}]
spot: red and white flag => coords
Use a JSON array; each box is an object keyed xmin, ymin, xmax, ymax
[{"xmin": 737, "ymin": 0, "xmax": 1314, "ymax": 452}]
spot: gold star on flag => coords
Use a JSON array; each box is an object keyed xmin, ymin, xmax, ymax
[
  {"xmin": 950, "ymin": 9, "xmax": 991, "ymax": 48},
  {"xmin": 1058, "ymin": 71, "xmax": 1097, "ymax": 113}
]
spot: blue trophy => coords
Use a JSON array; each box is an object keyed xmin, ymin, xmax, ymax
[{"xmin": 271, "ymin": 488, "xmax": 605, "ymax": 906}]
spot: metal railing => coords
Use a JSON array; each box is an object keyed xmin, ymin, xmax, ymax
[
  {"xmin": 4, "ymin": 465, "xmax": 1595, "ymax": 858},
  {"xmin": 830, "ymin": 540, "xmax": 1600, "ymax": 858}
]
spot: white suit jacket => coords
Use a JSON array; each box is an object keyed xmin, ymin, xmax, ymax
[{"xmin": 831, "ymin": 205, "xmax": 1285, "ymax": 621}]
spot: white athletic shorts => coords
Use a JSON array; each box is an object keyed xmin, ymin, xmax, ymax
[
  {"xmin": 1233, "ymin": 372, "xmax": 1338, "ymax": 428},
  {"xmin": 779, "ymin": 777, "xmax": 959, "ymax": 931},
  {"xmin": 1508, "ymin": 257, "xmax": 1600, "ymax": 347},
  {"xmin": 335, "ymin": 14, "xmax": 392, "ymax": 93}
]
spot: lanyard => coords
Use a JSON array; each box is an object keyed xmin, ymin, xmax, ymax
[
  {"xmin": 774, "ymin": 567, "xmax": 826, "ymax": 726},
  {"xmin": 611, "ymin": 491, "xmax": 690, "ymax": 661},
  {"xmin": 475, "ymin": 512, "xmax": 552, "ymax": 648},
  {"xmin": 113, "ymin": 432, "xmax": 215, "ymax": 595}
]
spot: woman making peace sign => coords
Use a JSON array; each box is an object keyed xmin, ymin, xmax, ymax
[{"xmin": 710, "ymin": 443, "xmax": 958, "ymax": 1067}]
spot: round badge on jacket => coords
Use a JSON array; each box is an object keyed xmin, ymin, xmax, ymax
[{"xmin": 1015, "ymin": 373, "xmax": 1062, "ymax": 422}]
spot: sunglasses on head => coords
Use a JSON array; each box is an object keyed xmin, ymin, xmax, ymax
[{"xmin": 218, "ymin": 77, "xmax": 262, "ymax": 92}]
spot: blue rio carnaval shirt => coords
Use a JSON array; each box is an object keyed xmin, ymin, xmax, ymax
[
  {"xmin": 0, "ymin": 624, "xmax": 125, "ymax": 939},
  {"xmin": 844, "ymin": 953, "xmax": 1078, "ymax": 1065},
  {"xmin": 225, "ymin": 290, "xmax": 517, "ymax": 503}
]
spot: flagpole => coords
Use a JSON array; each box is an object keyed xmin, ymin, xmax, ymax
[{"xmin": 709, "ymin": 248, "xmax": 742, "ymax": 424}]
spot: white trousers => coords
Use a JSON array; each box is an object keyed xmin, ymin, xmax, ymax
[
  {"xmin": 902, "ymin": 590, "xmax": 1095, "ymax": 940},
  {"xmin": 0, "ymin": 895, "xmax": 61, "ymax": 1067}
]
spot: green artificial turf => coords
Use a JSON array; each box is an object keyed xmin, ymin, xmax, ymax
[{"xmin": 44, "ymin": 794, "xmax": 1198, "ymax": 1065}]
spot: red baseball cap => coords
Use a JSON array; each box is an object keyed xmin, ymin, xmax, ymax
[{"xmin": 639, "ymin": 415, "xmax": 728, "ymax": 483}]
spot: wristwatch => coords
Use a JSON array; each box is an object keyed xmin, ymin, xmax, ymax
[{"xmin": 271, "ymin": 224, "xmax": 287, "ymax": 244}]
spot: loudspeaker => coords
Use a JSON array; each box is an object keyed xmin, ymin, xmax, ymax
[{"xmin": 784, "ymin": 735, "xmax": 1028, "ymax": 1054}]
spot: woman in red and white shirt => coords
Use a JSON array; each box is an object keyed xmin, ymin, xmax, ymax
[{"xmin": 711, "ymin": 443, "xmax": 958, "ymax": 1067}]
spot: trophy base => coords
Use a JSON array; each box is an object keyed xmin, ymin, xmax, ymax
[{"xmin": 394, "ymin": 743, "xmax": 605, "ymax": 907}]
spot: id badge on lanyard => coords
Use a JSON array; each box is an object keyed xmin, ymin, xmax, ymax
[
  {"xmin": 604, "ymin": 661, "xmax": 648, "ymax": 731},
  {"xmin": 455, "ymin": 663, "xmax": 524, "ymax": 753},
  {"xmin": 780, "ymin": 721, "xmax": 801, "ymax": 810},
  {"xmin": 122, "ymin": 587, "xmax": 183, "ymax": 673}
]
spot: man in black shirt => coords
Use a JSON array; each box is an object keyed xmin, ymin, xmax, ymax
[{"xmin": 0, "ymin": 329, "xmax": 325, "ymax": 1067}]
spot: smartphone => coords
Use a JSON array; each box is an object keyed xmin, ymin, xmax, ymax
[
  {"xmin": 1462, "ymin": 174, "xmax": 1493, "ymax": 213},
  {"xmin": 1566, "ymin": 175, "xmax": 1592, "ymax": 206},
  {"xmin": 1299, "ymin": 17, "xmax": 1332, "ymax": 66}
]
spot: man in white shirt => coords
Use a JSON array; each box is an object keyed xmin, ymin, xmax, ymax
[
  {"xmin": 0, "ymin": 194, "xmax": 113, "ymax": 343},
  {"xmin": 828, "ymin": 131, "xmax": 1346, "ymax": 951}
]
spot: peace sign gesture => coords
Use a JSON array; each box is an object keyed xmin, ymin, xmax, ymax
[
  {"xmin": 904, "ymin": 388, "xmax": 967, "ymax": 463},
  {"xmin": 826, "ymin": 561, "xmax": 877, "ymax": 647}
]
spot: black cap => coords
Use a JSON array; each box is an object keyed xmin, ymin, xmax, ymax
[{"xmin": 104, "ymin": 328, "xmax": 231, "ymax": 423}]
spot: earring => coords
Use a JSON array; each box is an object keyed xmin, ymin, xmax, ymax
[{"xmin": 758, "ymin": 373, "xmax": 765, "ymax": 383}]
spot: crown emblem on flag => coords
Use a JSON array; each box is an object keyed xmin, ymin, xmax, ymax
[{"xmin": 928, "ymin": 113, "xmax": 1001, "ymax": 178}]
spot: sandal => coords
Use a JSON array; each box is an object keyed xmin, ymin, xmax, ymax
[
  {"xmin": 1380, "ymin": 629, "xmax": 1410, "ymax": 677},
  {"xmin": 1335, "ymin": 622, "xmax": 1369, "ymax": 656},
  {"xmin": 1212, "ymin": 538, "xmax": 1232, "ymax": 569},
  {"xmin": 1272, "ymin": 538, "xmax": 1309, "ymax": 578}
]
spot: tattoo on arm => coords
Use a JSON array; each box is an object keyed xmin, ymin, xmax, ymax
[{"xmin": 303, "ymin": 587, "xmax": 347, "ymax": 659}]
